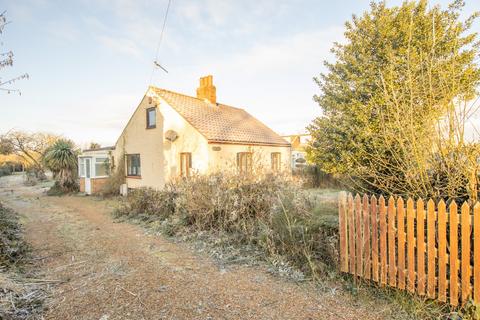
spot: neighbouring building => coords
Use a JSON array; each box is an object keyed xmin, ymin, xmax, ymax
[
  {"xmin": 78, "ymin": 75, "xmax": 291, "ymax": 193},
  {"xmin": 281, "ymin": 134, "xmax": 311, "ymax": 170}
]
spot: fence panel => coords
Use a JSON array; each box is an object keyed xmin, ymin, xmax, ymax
[{"xmin": 339, "ymin": 193, "xmax": 480, "ymax": 307}]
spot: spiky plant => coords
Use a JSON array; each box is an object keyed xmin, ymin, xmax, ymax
[{"xmin": 42, "ymin": 139, "xmax": 79, "ymax": 193}]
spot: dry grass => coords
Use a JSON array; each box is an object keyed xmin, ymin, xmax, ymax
[
  {"xmin": 114, "ymin": 173, "xmax": 340, "ymax": 280},
  {"xmin": 0, "ymin": 202, "xmax": 47, "ymax": 319}
]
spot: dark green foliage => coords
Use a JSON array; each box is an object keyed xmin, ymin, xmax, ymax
[
  {"xmin": 307, "ymin": 0, "xmax": 480, "ymax": 200},
  {"xmin": 42, "ymin": 139, "xmax": 79, "ymax": 194}
]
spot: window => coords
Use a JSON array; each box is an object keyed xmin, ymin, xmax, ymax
[
  {"xmin": 146, "ymin": 107, "xmax": 156, "ymax": 129},
  {"xmin": 180, "ymin": 153, "xmax": 192, "ymax": 177},
  {"xmin": 95, "ymin": 157, "xmax": 110, "ymax": 177},
  {"xmin": 126, "ymin": 154, "xmax": 141, "ymax": 176},
  {"xmin": 271, "ymin": 152, "xmax": 281, "ymax": 171},
  {"xmin": 79, "ymin": 158, "xmax": 85, "ymax": 177},
  {"xmin": 237, "ymin": 152, "xmax": 252, "ymax": 174}
]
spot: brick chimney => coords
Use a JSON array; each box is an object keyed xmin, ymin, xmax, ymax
[{"xmin": 196, "ymin": 75, "xmax": 216, "ymax": 105}]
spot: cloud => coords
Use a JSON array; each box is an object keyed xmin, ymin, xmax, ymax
[
  {"xmin": 214, "ymin": 27, "xmax": 343, "ymax": 75},
  {"xmin": 95, "ymin": 35, "xmax": 142, "ymax": 58}
]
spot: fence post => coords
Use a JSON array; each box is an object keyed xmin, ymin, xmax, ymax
[
  {"xmin": 339, "ymin": 192, "xmax": 348, "ymax": 272},
  {"xmin": 388, "ymin": 196, "xmax": 396, "ymax": 287},
  {"xmin": 474, "ymin": 203, "xmax": 480, "ymax": 304},
  {"xmin": 406, "ymin": 198, "xmax": 415, "ymax": 293},
  {"xmin": 363, "ymin": 194, "xmax": 371, "ymax": 279},
  {"xmin": 348, "ymin": 193, "xmax": 355, "ymax": 275},
  {"xmin": 449, "ymin": 201, "xmax": 459, "ymax": 306},
  {"xmin": 438, "ymin": 200, "xmax": 447, "ymax": 302},
  {"xmin": 417, "ymin": 199, "xmax": 426, "ymax": 296},
  {"xmin": 397, "ymin": 197, "xmax": 406, "ymax": 290},
  {"xmin": 371, "ymin": 195, "xmax": 379, "ymax": 282},
  {"xmin": 427, "ymin": 199, "xmax": 436, "ymax": 299},
  {"xmin": 355, "ymin": 194, "xmax": 363, "ymax": 277},
  {"xmin": 379, "ymin": 196, "xmax": 387, "ymax": 285},
  {"xmin": 461, "ymin": 202, "xmax": 471, "ymax": 304}
]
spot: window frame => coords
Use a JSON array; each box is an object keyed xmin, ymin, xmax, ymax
[
  {"xmin": 126, "ymin": 154, "xmax": 141, "ymax": 177},
  {"xmin": 94, "ymin": 157, "xmax": 110, "ymax": 178},
  {"xmin": 146, "ymin": 107, "xmax": 156, "ymax": 129},
  {"xmin": 271, "ymin": 152, "xmax": 281, "ymax": 172},
  {"xmin": 78, "ymin": 157, "xmax": 85, "ymax": 177},
  {"xmin": 180, "ymin": 152, "xmax": 192, "ymax": 177},
  {"xmin": 237, "ymin": 152, "xmax": 253, "ymax": 175}
]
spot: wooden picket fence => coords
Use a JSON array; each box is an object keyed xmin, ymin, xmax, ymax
[{"xmin": 338, "ymin": 192, "xmax": 480, "ymax": 306}]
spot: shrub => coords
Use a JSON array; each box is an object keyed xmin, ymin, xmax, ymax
[
  {"xmin": 0, "ymin": 165, "xmax": 12, "ymax": 177},
  {"xmin": 42, "ymin": 139, "xmax": 79, "ymax": 194},
  {"xmin": 115, "ymin": 173, "xmax": 339, "ymax": 277},
  {"xmin": 101, "ymin": 153, "xmax": 125, "ymax": 197},
  {"xmin": 293, "ymin": 164, "xmax": 342, "ymax": 189}
]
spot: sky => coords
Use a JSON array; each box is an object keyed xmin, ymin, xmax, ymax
[{"xmin": 1, "ymin": 0, "xmax": 479, "ymax": 148}]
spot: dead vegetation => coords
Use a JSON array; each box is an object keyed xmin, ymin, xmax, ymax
[
  {"xmin": 0, "ymin": 201, "xmax": 46, "ymax": 319},
  {"xmin": 114, "ymin": 173, "xmax": 340, "ymax": 280}
]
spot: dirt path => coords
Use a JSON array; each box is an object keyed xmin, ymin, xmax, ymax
[{"xmin": 0, "ymin": 175, "xmax": 393, "ymax": 320}]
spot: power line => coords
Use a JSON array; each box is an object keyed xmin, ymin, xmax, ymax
[{"xmin": 148, "ymin": 0, "xmax": 172, "ymax": 85}]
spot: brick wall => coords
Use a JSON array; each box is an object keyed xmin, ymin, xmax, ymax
[{"xmin": 79, "ymin": 177, "xmax": 108, "ymax": 194}]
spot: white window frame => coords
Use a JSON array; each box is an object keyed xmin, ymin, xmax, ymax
[
  {"xmin": 94, "ymin": 157, "xmax": 110, "ymax": 178},
  {"xmin": 78, "ymin": 157, "xmax": 86, "ymax": 177}
]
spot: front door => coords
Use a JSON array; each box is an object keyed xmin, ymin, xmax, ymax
[{"xmin": 85, "ymin": 158, "xmax": 92, "ymax": 194}]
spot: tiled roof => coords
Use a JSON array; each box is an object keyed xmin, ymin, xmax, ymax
[{"xmin": 151, "ymin": 87, "xmax": 290, "ymax": 147}]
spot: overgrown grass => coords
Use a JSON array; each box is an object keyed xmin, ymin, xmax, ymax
[{"xmin": 114, "ymin": 173, "xmax": 339, "ymax": 278}]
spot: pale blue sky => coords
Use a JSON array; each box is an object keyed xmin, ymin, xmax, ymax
[{"xmin": 1, "ymin": 0, "xmax": 479, "ymax": 147}]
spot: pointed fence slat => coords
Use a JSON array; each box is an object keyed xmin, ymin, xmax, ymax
[
  {"xmin": 397, "ymin": 198, "xmax": 406, "ymax": 290},
  {"xmin": 355, "ymin": 195, "xmax": 363, "ymax": 277},
  {"xmin": 406, "ymin": 198, "xmax": 415, "ymax": 293},
  {"xmin": 417, "ymin": 199, "xmax": 426, "ymax": 296},
  {"xmin": 363, "ymin": 195, "xmax": 371, "ymax": 279},
  {"xmin": 474, "ymin": 204, "xmax": 480, "ymax": 303},
  {"xmin": 437, "ymin": 200, "xmax": 447, "ymax": 302},
  {"xmin": 339, "ymin": 192, "xmax": 348, "ymax": 272},
  {"xmin": 348, "ymin": 194, "xmax": 355, "ymax": 275},
  {"xmin": 379, "ymin": 196, "xmax": 387, "ymax": 285},
  {"xmin": 371, "ymin": 195, "xmax": 379, "ymax": 282},
  {"xmin": 427, "ymin": 199, "xmax": 436, "ymax": 299},
  {"xmin": 461, "ymin": 202, "xmax": 471, "ymax": 303},
  {"xmin": 388, "ymin": 196, "xmax": 396, "ymax": 287},
  {"xmin": 449, "ymin": 201, "xmax": 459, "ymax": 306}
]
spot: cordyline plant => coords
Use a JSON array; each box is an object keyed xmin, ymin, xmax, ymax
[
  {"xmin": 307, "ymin": 0, "xmax": 480, "ymax": 202},
  {"xmin": 42, "ymin": 139, "xmax": 79, "ymax": 193}
]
